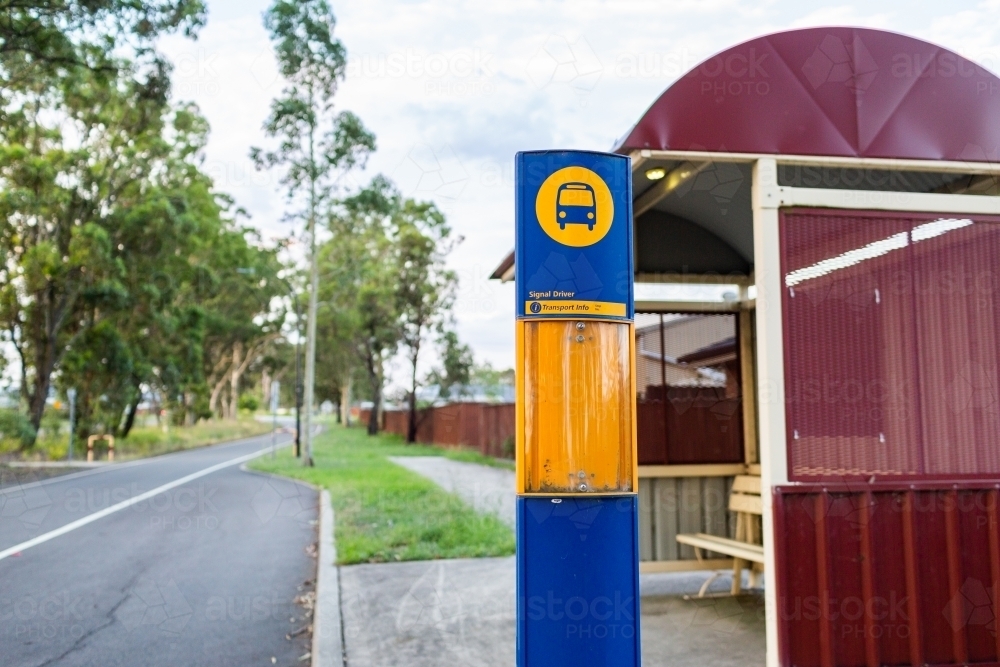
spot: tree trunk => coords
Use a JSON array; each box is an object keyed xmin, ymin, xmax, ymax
[
  {"xmin": 340, "ymin": 378, "xmax": 351, "ymax": 427},
  {"xmin": 406, "ymin": 390, "xmax": 417, "ymax": 444},
  {"xmin": 25, "ymin": 337, "xmax": 60, "ymax": 447},
  {"xmin": 261, "ymin": 368, "xmax": 271, "ymax": 414},
  {"xmin": 406, "ymin": 347, "xmax": 420, "ymax": 444},
  {"xmin": 22, "ymin": 280, "xmax": 84, "ymax": 448},
  {"xmin": 120, "ymin": 391, "xmax": 142, "ymax": 438},
  {"xmin": 209, "ymin": 371, "xmax": 228, "ymax": 418},
  {"xmin": 26, "ymin": 375, "xmax": 50, "ymax": 448},
  {"xmin": 227, "ymin": 343, "xmax": 243, "ymax": 420},
  {"xmin": 367, "ymin": 378, "xmax": 381, "ymax": 436},
  {"xmin": 207, "ymin": 352, "xmax": 232, "ymax": 418}
]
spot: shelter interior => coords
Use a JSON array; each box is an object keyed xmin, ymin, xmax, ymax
[
  {"xmin": 495, "ymin": 153, "xmax": 1000, "ymax": 576},
  {"xmin": 626, "ymin": 151, "xmax": 1000, "ymax": 573}
]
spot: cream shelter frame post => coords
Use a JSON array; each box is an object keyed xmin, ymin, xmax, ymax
[{"xmin": 751, "ymin": 157, "xmax": 787, "ymax": 667}]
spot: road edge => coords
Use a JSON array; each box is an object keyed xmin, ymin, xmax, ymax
[{"xmin": 313, "ymin": 488, "xmax": 344, "ymax": 667}]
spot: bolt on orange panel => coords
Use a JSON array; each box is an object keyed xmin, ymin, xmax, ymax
[{"xmin": 518, "ymin": 319, "xmax": 635, "ymax": 494}]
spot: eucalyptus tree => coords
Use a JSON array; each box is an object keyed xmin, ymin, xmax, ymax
[
  {"xmin": 198, "ymin": 228, "xmax": 284, "ymax": 421},
  {"xmin": 0, "ymin": 62, "xmax": 178, "ymax": 440},
  {"xmin": 428, "ymin": 330, "xmax": 473, "ymax": 401},
  {"xmin": 0, "ymin": 0, "xmax": 206, "ymax": 88},
  {"xmin": 394, "ymin": 202, "xmax": 457, "ymax": 443},
  {"xmin": 251, "ymin": 0, "xmax": 375, "ymax": 463},
  {"xmin": 318, "ymin": 176, "xmax": 400, "ymax": 435},
  {"xmin": 0, "ymin": 56, "xmax": 279, "ymax": 443},
  {"xmin": 316, "ymin": 176, "xmax": 458, "ymax": 437}
]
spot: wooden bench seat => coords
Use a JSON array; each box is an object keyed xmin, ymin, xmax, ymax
[
  {"xmin": 675, "ymin": 533, "xmax": 764, "ymax": 564},
  {"xmin": 676, "ymin": 474, "xmax": 763, "ymax": 595}
]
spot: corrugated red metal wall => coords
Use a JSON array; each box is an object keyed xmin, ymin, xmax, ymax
[
  {"xmin": 778, "ymin": 209, "xmax": 1000, "ymax": 667},
  {"xmin": 775, "ymin": 484, "xmax": 1000, "ymax": 667},
  {"xmin": 781, "ymin": 209, "xmax": 1000, "ymax": 481}
]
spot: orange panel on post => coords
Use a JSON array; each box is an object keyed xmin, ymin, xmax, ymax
[{"xmin": 520, "ymin": 320, "xmax": 635, "ymax": 494}]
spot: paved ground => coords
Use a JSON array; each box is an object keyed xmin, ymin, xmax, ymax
[
  {"xmin": 0, "ymin": 431, "xmax": 317, "ymax": 667},
  {"xmin": 339, "ymin": 556, "xmax": 765, "ymax": 667},
  {"xmin": 341, "ymin": 557, "xmax": 514, "ymax": 666},
  {"xmin": 337, "ymin": 456, "xmax": 766, "ymax": 666},
  {"xmin": 0, "ymin": 465, "xmax": 87, "ymax": 489},
  {"xmin": 388, "ymin": 456, "xmax": 515, "ymax": 525}
]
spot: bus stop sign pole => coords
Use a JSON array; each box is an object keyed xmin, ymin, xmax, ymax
[{"xmin": 514, "ymin": 150, "xmax": 639, "ymax": 666}]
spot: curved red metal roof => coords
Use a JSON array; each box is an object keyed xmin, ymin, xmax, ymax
[{"xmin": 615, "ymin": 27, "xmax": 1000, "ymax": 163}]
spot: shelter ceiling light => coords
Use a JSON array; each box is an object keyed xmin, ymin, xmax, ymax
[{"xmin": 634, "ymin": 161, "xmax": 709, "ymax": 217}]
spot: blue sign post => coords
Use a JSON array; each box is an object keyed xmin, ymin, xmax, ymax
[{"xmin": 514, "ymin": 150, "xmax": 640, "ymax": 667}]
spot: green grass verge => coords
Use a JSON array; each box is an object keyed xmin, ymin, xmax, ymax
[
  {"xmin": 112, "ymin": 419, "xmax": 272, "ymax": 460},
  {"xmin": 10, "ymin": 418, "xmax": 272, "ymax": 461},
  {"xmin": 250, "ymin": 425, "xmax": 515, "ymax": 565}
]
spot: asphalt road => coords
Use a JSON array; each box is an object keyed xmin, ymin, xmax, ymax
[{"xmin": 0, "ymin": 431, "xmax": 318, "ymax": 667}]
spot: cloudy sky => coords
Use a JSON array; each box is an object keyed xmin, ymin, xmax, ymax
[{"xmin": 157, "ymin": 0, "xmax": 1000, "ymax": 380}]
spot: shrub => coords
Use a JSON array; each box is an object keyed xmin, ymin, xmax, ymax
[
  {"xmin": 501, "ymin": 435, "xmax": 515, "ymax": 460},
  {"xmin": 41, "ymin": 409, "xmax": 63, "ymax": 438},
  {"xmin": 0, "ymin": 410, "xmax": 37, "ymax": 448},
  {"xmin": 238, "ymin": 394, "xmax": 259, "ymax": 412}
]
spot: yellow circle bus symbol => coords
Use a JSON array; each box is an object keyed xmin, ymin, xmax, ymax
[{"xmin": 535, "ymin": 166, "xmax": 614, "ymax": 247}]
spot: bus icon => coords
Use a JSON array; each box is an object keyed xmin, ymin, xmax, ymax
[{"xmin": 556, "ymin": 182, "xmax": 597, "ymax": 231}]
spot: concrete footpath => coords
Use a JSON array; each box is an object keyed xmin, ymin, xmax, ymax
[
  {"xmin": 388, "ymin": 456, "xmax": 515, "ymax": 526},
  {"xmin": 319, "ymin": 456, "xmax": 765, "ymax": 667}
]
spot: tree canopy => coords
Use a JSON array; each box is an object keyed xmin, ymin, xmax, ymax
[
  {"xmin": 314, "ymin": 176, "xmax": 458, "ymax": 437},
  {"xmin": 0, "ymin": 0, "xmax": 468, "ymax": 453},
  {"xmin": 0, "ymin": 3, "xmax": 281, "ymax": 446}
]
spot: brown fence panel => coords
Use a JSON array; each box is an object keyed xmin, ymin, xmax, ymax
[
  {"xmin": 374, "ymin": 403, "xmax": 515, "ymax": 459},
  {"xmin": 665, "ymin": 388, "xmax": 743, "ymax": 464},
  {"xmin": 482, "ymin": 404, "xmax": 515, "ymax": 457},
  {"xmin": 638, "ymin": 386, "xmax": 743, "ymax": 465},
  {"xmin": 355, "ymin": 408, "xmax": 380, "ymax": 430},
  {"xmin": 637, "ymin": 399, "xmax": 667, "ymax": 465},
  {"xmin": 383, "ymin": 410, "xmax": 406, "ymax": 437}
]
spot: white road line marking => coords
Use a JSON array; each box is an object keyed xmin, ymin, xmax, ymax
[{"xmin": 0, "ymin": 442, "xmax": 291, "ymax": 562}]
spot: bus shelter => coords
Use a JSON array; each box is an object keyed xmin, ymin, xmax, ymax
[{"xmin": 494, "ymin": 26, "xmax": 1000, "ymax": 667}]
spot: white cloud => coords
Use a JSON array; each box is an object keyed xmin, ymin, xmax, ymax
[
  {"xmin": 157, "ymin": 0, "xmax": 1000, "ymax": 381},
  {"xmin": 788, "ymin": 5, "xmax": 894, "ymax": 29}
]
